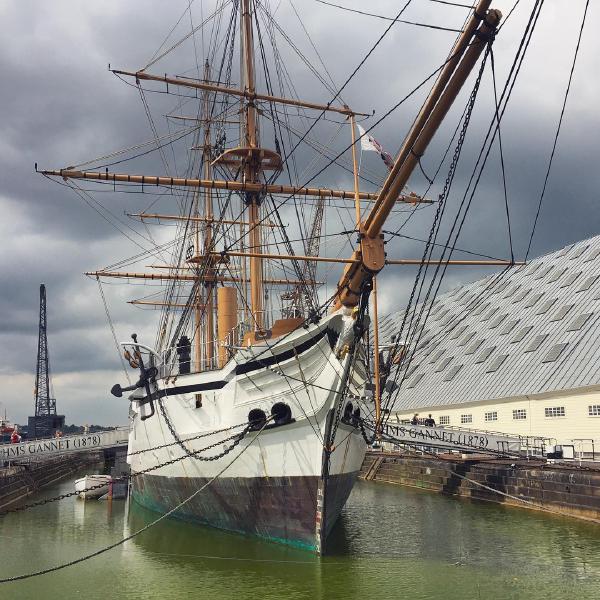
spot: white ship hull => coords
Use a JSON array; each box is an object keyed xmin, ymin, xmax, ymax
[{"xmin": 126, "ymin": 311, "xmax": 368, "ymax": 552}]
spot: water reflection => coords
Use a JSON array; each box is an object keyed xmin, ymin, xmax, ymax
[{"xmin": 2, "ymin": 477, "xmax": 600, "ymax": 599}]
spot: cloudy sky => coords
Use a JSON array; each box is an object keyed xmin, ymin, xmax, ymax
[{"xmin": 1, "ymin": 0, "xmax": 598, "ymax": 426}]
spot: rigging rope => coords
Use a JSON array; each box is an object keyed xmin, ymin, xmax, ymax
[
  {"xmin": 525, "ymin": 0, "xmax": 590, "ymax": 262},
  {"xmin": 314, "ymin": 0, "xmax": 463, "ymax": 33}
]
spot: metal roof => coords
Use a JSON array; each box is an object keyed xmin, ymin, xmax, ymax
[{"xmin": 380, "ymin": 235, "xmax": 600, "ymax": 410}]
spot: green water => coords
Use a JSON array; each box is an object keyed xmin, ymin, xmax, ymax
[{"xmin": 2, "ymin": 474, "xmax": 600, "ymax": 599}]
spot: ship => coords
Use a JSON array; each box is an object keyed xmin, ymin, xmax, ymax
[{"xmin": 39, "ymin": 0, "xmax": 511, "ymax": 552}]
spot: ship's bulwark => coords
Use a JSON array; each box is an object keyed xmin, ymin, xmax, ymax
[{"xmin": 132, "ymin": 470, "xmax": 360, "ymax": 552}]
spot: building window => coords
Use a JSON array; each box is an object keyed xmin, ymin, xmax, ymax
[
  {"xmin": 524, "ymin": 292, "xmax": 544, "ymax": 308},
  {"xmin": 472, "ymin": 302, "xmax": 490, "ymax": 316},
  {"xmin": 475, "ymin": 346, "xmax": 495, "ymax": 364},
  {"xmin": 481, "ymin": 307, "xmax": 499, "ymax": 322},
  {"xmin": 577, "ymin": 275, "xmax": 599, "ymax": 292},
  {"xmin": 439, "ymin": 415, "xmax": 450, "ymax": 425},
  {"xmin": 465, "ymin": 339, "xmax": 484, "ymax": 355},
  {"xmin": 569, "ymin": 244, "xmax": 589, "ymax": 260},
  {"xmin": 588, "ymin": 405, "xmax": 600, "ymax": 417},
  {"xmin": 449, "ymin": 324, "xmax": 468, "ymax": 340},
  {"xmin": 534, "ymin": 266, "xmax": 553, "ymax": 280},
  {"xmin": 511, "ymin": 325, "xmax": 533, "ymax": 343},
  {"xmin": 429, "ymin": 349, "xmax": 445, "ymax": 364},
  {"xmin": 545, "ymin": 406, "xmax": 566, "ymax": 418},
  {"xmin": 458, "ymin": 331, "xmax": 476, "ymax": 347},
  {"xmin": 542, "ymin": 343, "xmax": 568, "ymax": 363},
  {"xmin": 491, "ymin": 281, "xmax": 510, "ymax": 295},
  {"xmin": 550, "ymin": 304, "xmax": 574, "ymax": 322},
  {"xmin": 512, "ymin": 409, "xmax": 527, "ymax": 420},
  {"xmin": 547, "ymin": 268, "xmax": 567, "ymax": 283},
  {"xmin": 443, "ymin": 364, "xmax": 463, "ymax": 382},
  {"xmin": 583, "ymin": 248, "xmax": 600, "ymax": 262},
  {"xmin": 500, "ymin": 319, "xmax": 520, "ymax": 335},
  {"xmin": 406, "ymin": 373, "xmax": 424, "ymax": 389},
  {"xmin": 461, "ymin": 414, "xmax": 473, "ymax": 424},
  {"xmin": 525, "ymin": 333, "xmax": 548, "ymax": 352},
  {"xmin": 489, "ymin": 313, "xmax": 508, "ymax": 329},
  {"xmin": 536, "ymin": 297, "xmax": 557, "ymax": 315},
  {"xmin": 512, "ymin": 289, "xmax": 530, "ymax": 303},
  {"xmin": 567, "ymin": 313, "xmax": 593, "ymax": 332},
  {"xmin": 486, "ymin": 354, "xmax": 509, "ymax": 373},
  {"xmin": 485, "ymin": 411, "xmax": 498, "ymax": 422},
  {"xmin": 560, "ymin": 271, "xmax": 582, "ymax": 288},
  {"xmin": 435, "ymin": 356, "xmax": 454, "ymax": 373},
  {"xmin": 557, "ymin": 244, "xmax": 573, "ymax": 258},
  {"xmin": 503, "ymin": 284, "xmax": 521, "ymax": 298}
]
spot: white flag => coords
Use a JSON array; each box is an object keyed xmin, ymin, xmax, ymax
[{"xmin": 357, "ymin": 124, "xmax": 394, "ymax": 170}]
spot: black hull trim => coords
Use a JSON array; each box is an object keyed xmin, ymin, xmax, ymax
[
  {"xmin": 145, "ymin": 326, "xmax": 339, "ymax": 401},
  {"xmin": 131, "ymin": 471, "xmax": 358, "ymax": 552}
]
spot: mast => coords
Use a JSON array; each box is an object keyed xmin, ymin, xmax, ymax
[
  {"xmin": 241, "ymin": 0, "xmax": 264, "ymax": 334},
  {"xmin": 199, "ymin": 60, "xmax": 214, "ymax": 371}
]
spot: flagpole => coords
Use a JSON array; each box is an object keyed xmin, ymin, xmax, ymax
[{"xmin": 349, "ymin": 114, "xmax": 362, "ymax": 228}]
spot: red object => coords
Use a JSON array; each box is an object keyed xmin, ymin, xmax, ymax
[{"xmin": 10, "ymin": 431, "xmax": 20, "ymax": 444}]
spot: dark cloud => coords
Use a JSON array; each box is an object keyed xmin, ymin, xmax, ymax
[{"xmin": 1, "ymin": 0, "xmax": 599, "ymax": 425}]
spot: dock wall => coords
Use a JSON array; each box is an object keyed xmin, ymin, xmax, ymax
[
  {"xmin": 0, "ymin": 453, "xmax": 101, "ymax": 510},
  {"xmin": 360, "ymin": 451, "xmax": 600, "ymax": 521}
]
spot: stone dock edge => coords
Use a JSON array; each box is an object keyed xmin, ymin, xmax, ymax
[{"xmin": 359, "ymin": 450, "xmax": 600, "ymax": 522}]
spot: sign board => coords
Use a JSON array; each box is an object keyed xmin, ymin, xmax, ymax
[
  {"xmin": 0, "ymin": 429, "xmax": 129, "ymax": 461},
  {"xmin": 383, "ymin": 423, "xmax": 519, "ymax": 453}
]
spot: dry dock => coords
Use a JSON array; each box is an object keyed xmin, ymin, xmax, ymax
[{"xmin": 360, "ymin": 450, "xmax": 600, "ymax": 521}]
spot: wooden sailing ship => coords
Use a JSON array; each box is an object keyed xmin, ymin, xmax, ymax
[{"xmin": 40, "ymin": 0, "xmax": 512, "ymax": 552}]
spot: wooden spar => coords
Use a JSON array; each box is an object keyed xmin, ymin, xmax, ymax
[
  {"xmin": 187, "ymin": 250, "xmax": 522, "ymax": 267},
  {"xmin": 86, "ymin": 270, "xmax": 319, "ymax": 285},
  {"xmin": 335, "ymin": 7, "xmax": 503, "ymax": 308},
  {"xmin": 376, "ymin": 0, "xmax": 493, "ymax": 209},
  {"xmin": 349, "ymin": 114, "xmax": 361, "ymax": 227},
  {"xmin": 366, "ymin": 9, "xmax": 502, "ymax": 237},
  {"xmin": 127, "ymin": 213, "xmax": 280, "ymax": 228},
  {"xmin": 372, "ymin": 276, "xmax": 381, "ymax": 434},
  {"xmin": 40, "ymin": 170, "xmax": 430, "ymax": 204},
  {"xmin": 129, "ymin": 299, "xmax": 206, "ymax": 308},
  {"xmin": 386, "ymin": 258, "xmax": 521, "ymax": 266},
  {"xmin": 167, "ymin": 115, "xmax": 239, "ymax": 124},
  {"xmin": 110, "ymin": 71, "xmax": 368, "ymax": 117}
]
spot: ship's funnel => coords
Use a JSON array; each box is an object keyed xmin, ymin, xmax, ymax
[{"xmin": 217, "ymin": 287, "xmax": 238, "ymax": 368}]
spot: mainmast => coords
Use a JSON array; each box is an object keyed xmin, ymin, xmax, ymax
[{"xmin": 241, "ymin": 0, "xmax": 264, "ymax": 334}]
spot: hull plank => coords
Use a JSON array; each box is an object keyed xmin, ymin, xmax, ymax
[{"xmin": 132, "ymin": 470, "xmax": 359, "ymax": 551}]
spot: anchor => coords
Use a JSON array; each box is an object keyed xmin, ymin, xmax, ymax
[{"xmin": 111, "ymin": 333, "xmax": 159, "ymax": 421}]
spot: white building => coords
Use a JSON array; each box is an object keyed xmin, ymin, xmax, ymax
[{"xmin": 383, "ymin": 236, "xmax": 600, "ymax": 449}]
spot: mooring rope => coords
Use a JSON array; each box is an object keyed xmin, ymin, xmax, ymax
[{"xmin": 0, "ymin": 420, "xmax": 270, "ymax": 584}]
